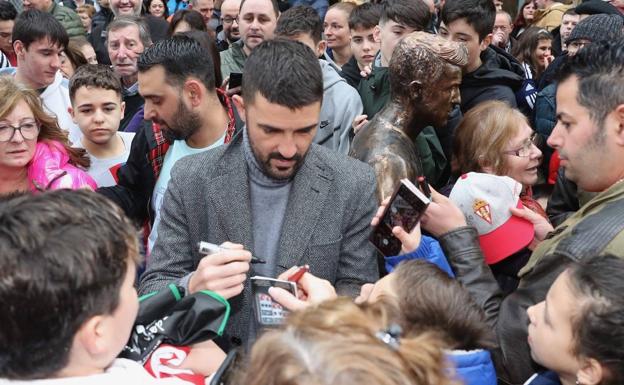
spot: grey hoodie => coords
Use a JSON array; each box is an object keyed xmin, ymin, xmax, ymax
[{"xmin": 317, "ymin": 59, "xmax": 363, "ymax": 154}]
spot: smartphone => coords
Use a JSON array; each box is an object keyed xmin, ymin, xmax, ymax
[
  {"xmin": 209, "ymin": 348, "xmax": 241, "ymax": 385},
  {"xmin": 370, "ymin": 178, "xmax": 431, "ymax": 256},
  {"xmin": 229, "ymin": 72, "xmax": 243, "ymax": 89}
]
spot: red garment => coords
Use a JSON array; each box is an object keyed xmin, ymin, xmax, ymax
[{"xmin": 520, "ymin": 186, "xmax": 548, "ymax": 220}]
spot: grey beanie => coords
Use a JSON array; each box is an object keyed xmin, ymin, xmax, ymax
[{"xmin": 567, "ymin": 14, "xmax": 624, "ymax": 44}]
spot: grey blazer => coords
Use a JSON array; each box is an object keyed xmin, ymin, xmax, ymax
[{"xmin": 139, "ymin": 133, "xmax": 380, "ymax": 343}]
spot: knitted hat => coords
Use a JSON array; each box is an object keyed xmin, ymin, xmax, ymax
[
  {"xmin": 576, "ymin": 0, "xmax": 622, "ymax": 16},
  {"xmin": 449, "ymin": 173, "xmax": 534, "ymax": 264},
  {"xmin": 567, "ymin": 14, "xmax": 624, "ymax": 44}
]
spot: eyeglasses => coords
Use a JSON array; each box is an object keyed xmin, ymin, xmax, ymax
[
  {"xmin": 222, "ymin": 15, "xmax": 238, "ymax": 24},
  {"xmin": 502, "ymin": 132, "xmax": 540, "ymax": 157},
  {"xmin": 0, "ymin": 119, "xmax": 40, "ymax": 142}
]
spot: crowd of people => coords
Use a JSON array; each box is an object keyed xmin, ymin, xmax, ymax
[{"xmin": 0, "ymin": 0, "xmax": 623, "ymax": 383}]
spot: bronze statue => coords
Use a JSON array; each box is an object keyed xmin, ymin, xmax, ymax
[{"xmin": 350, "ymin": 31, "xmax": 468, "ymax": 202}]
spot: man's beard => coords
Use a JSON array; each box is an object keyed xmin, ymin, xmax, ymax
[
  {"xmin": 248, "ymin": 129, "xmax": 307, "ymax": 181},
  {"xmin": 159, "ymin": 99, "xmax": 202, "ymax": 142}
]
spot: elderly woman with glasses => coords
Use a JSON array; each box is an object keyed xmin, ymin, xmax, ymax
[
  {"xmin": 0, "ymin": 77, "xmax": 96, "ymax": 194},
  {"xmin": 449, "ymin": 100, "xmax": 546, "ymax": 294}
]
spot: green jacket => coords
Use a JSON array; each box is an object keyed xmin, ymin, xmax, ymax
[
  {"xmin": 49, "ymin": 2, "xmax": 85, "ymax": 38},
  {"xmin": 219, "ymin": 40, "xmax": 247, "ymax": 81},
  {"xmin": 357, "ymin": 62, "xmax": 448, "ymax": 188},
  {"xmin": 521, "ymin": 180, "xmax": 624, "ymax": 275}
]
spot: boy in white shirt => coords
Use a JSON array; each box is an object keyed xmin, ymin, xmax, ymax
[
  {"xmin": 69, "ymin": 64, "xmax": 135, "ymax": 187},
  {"xmin": 0, "ymin": 190, "xmax": 222, "ymax": 384}
]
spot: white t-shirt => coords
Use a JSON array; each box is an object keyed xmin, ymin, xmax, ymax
[
  {"xmin": 149, "ymin": 134, "xmax": 226, "ymax": 253},
  {"xmin": 80, "ymin": 132, "xmax": 135, "ymax": 187},
  {"xmin": 0, "ymin": 358, "xmax": 193, "ymax": 385}
]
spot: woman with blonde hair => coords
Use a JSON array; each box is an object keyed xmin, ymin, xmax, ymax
[
  {"xmin": 450, "ymin": 100, "xmax": 545, "ymax": 293},
  {"xmin": 0, "ymin": 76, "xmax": 95, "ymax": 194},
  {"xmin": 235, "ymin": 298, "xmax": 458, "ymax": 385}
]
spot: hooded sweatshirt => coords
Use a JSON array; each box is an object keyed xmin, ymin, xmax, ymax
[
  {"xmin": 447, "ymin": 349, "xmax": 498, "ymax": 385},
  {"xmin": 317, "ymin": 59, "xmax": 363, "ymax": 154},
  {"xmin": 460, "ymin": 46, "xmax": 524, "ymax": 114}
]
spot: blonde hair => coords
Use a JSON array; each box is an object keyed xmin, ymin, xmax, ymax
[
  {"xmin": 235, "ymin": 298, "xmax": 458, "ymax": 385},
  {"xmin": 0, "ymin": 76, "xmax": 90, "ymax": 169},
  {"xmin": 452, "ymin": 100, "xmax": 528, "ymax": 176}
]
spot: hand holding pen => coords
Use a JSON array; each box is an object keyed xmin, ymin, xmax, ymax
[
  {"xmin": 188, "ymin": 241, "xmax": 252, "ymax": 298},
  {"xmin": 268, "ymin": 265, "xmax": 337, "ymax": 311}
]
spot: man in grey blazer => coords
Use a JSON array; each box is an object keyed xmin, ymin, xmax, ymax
[{"xmin": 139, "ymin": 39, "xmax": 380, "ymax": 346}]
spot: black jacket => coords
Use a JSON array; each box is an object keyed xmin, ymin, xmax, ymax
[
  {"xmin": 89, "ymin": 14, "xmax": 169, "ymax": 65},
  {"xmin": 460, "ymin": 45, "xmax": 524, "ymax": 113},
  {"xmin": 340, "ymin": 56, "xmax": 362, "ymax": 89}
]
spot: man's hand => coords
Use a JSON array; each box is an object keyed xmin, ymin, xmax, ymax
[
  {"xmin": 355, "ymin": 283, "xmax": 374, "ymax": 304},
  {"xmin": 188, "ymin": 242, "xmax": 251, "ymax": 298},
  {"xmin": 371, "ymin": 197, "xmax": 422, "ymax": 254},
  {"xmin": 221, "ymin": 76, "xmax": 242, "ymax": 97},
  {"xmin": 359, "ymin": 64, "xmax": 372, "ymax": 78},
  {"xmin": 420, "ymin": 187, "xmax": 467, "ymax": 237},
  {"xmin": 269, "ymin": 268, "xmax": 337, "ymax": 311},
  {"xmin": 352, "ymin": 114, "xmax": 369, "ymax": 135}
]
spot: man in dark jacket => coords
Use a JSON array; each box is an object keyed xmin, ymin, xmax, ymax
[
  {"xmin": 419, "ymin": 40, "xmax": 624, "ymax": 384},
  {"xmin": 438, "ymin": 0, "xmax": 524, "ymax": 113},
  {"xmin": 89, "ymin": 0, "xmax": 168, "ymax": 64},
  {"xmin": 23, "ymin": 0, "xmax": 86, "ymax": 37}
]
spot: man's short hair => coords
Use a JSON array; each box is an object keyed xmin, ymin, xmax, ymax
[
  {"xmin": 441, "ymin": 0, "xmax": 496, "ymax": 41},
  {"xmin": 69, "ymin": 64, "xmax": 123, "ymax": 104},
  {"xmin": 557, "ymin": 38, "xmax": 624, "ymax": 131},
  {"xmin": 496, "ymin": 10, "xmax": 512, "ymax": 25},
  {"xmin": 242, "ymin": 39, "xmax": 323, "ymax": 109},
  {"xmin": 379, "ymin": 0, "xmax": 431, "ymax": 32},
  {"xmin": 274, "ymin": 5, "xmax": 322, "ymax": 44},
  {"xmin": 349, "ymin": 2, "xmax": 381, "ymax": 31},
  {"xmin": 106, "ymin": 15, "xmax": 152, "ymax": 48},
  {"xmin": 0, "ymin": 1, "xmax": 17, "ymax": 21},
  {"xmin": 562, "ymin": 7, "xmax": 578, "ymax": 17},
  {"xmin": 138, "ymin": 34, "xmax": 216, "ymax": 91},
  {"xmin": 0, "ymin": 190, "xmax": 139, "ymax": 380},
  {"xmin": 12, "ymin": 9, "xmax": 68, "ymax": 50},
  {"xmin": 239, "ymin": 0, "xmax": 280, "ymax": 18}
]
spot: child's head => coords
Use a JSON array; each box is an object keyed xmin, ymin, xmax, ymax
[
  {"xmin": 237, "ymin": 297, "xmax": 458, "ymax": 385},
  {"xmin": 365, "ymin": 260, "xmax": 493, "ymax": 351},
  {"xmin": 439, "ymin": 0, "xmax": 495, "ymax": 72},
  {"xmin": 349, "ymin": 2, "xmax": 381, "ymax": 69},
  {"xmin": 527, "ymin": 256, "xmax": 624, "ymax": 385},
  {"xmin": 0, "ymin": 190, "xmax": 140, "ymax": 380},
  {"xmin": 275, "ymin": 5, "xmax": 326, "ymax": 57},
  {"xmin": 69, "ymin": 64, "xmax": 125, "ymax": 147},
  {"xmin": 376, "ymin": 0, "xmax": 431, "ymax": 66}
]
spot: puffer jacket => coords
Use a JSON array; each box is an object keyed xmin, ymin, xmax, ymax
[
  {"xmin": 48, "ymin": 2, "xmax": 86, "ymax": 38},
  {"xmin": 28, "ymin": 140, "xmax": 96, "ymax": 191}
]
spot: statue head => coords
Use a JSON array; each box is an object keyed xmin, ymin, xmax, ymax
[{"xmin": 389, "ymin": 31, "xmax": 467, "ymax": 128}]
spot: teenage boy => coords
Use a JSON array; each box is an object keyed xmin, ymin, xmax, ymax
[
  {"xmin": 0, "ymin": 190, "xmax": 222, "ymax": 384},
  {"xmin": 0, "ymin": 1, "xmax": 17, "ymax": 66},
  {"xmin": 340, "ymin": 2, "xmax": 381, "ymax": 88},
  {"xmin": 439, "ymin": 0, "xmax": 524, "ymax": 113},
  {"xmin": 275, "ymin": 5, "xmax": 363, "ymax": 154},
  {"xmin": 0, "ymin": 9, "xmax": 82, "ymax": 144},
  {"xmin": 69, "ymin": 64, "xmax": 135, "ymax": 187},
  {"xmin": 357, "ymin": 0, "xmax": 430, "ymax": 119}
]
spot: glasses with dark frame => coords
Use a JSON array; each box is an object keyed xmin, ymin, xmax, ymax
[{"xmin": 0, "ymin": 119, "xmax": 40, "ymax": 142}]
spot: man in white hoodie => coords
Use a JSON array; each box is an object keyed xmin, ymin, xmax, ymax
[
  {"xmin": 275, "ymin": 5, "xmax": 363, "ymax": 154},
  {"xmin": 0, "ymin": 10, "xmax": 82, "ymax": 144}
]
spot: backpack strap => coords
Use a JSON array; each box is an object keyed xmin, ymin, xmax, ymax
[{"xmin": 553, "ymin": 196, "xmax": 624, "ymax": 262}]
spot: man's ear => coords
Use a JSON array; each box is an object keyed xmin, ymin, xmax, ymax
[
  {"xmin": 13, "ymin": 40, "xmax": 24, "ymax": 57},
  {"xmin": 68, "ymin": 106, "xmax": 76, "ymax": 122},
  {"xmin": 232, "ymin": 94, "xmax": 246, "ymax": 123},
  {"xmin": 373, "ymin": 25, "xmax": 381, "ymax": 43},
  {"xmin": 184, "ymin": 79, "xmax": 204, "ymax": 108},
  {"xmin": 408, "ymin": 79, "xmax": 424, "ymax": 101},
  {"xmin": 480, "ymin": 33, "xmax": 493, "ymax": 51},
  {"xmin": 75, "ymin": 315, "xmax": 107, "ymax": 357},
  {"xmin": 612, "ymin": 104, "xmax": 624, "ymax": 146},
  {"xmin": 316, "ymin": 40, "xmax": 327, "ymax": 57},
  {"xmin": 576, "ymin": 358, "xmax": 604, "ymax": 385}
]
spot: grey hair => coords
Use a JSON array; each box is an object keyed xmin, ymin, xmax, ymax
[{"xmin": 106, "ymin": 15, "xmax": 153, "ymax": 48}]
